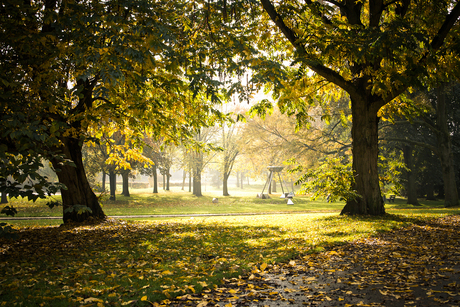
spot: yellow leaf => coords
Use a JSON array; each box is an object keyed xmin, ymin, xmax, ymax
[
  {"xmin": 141, "ymin": 296, "xmax": 148, "ymax": 301},
  {"xmin": 260, "ymin": 263, "xmax": 268, "ymax": 271}
]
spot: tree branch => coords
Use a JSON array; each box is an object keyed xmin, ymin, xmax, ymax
[{"xmin": 259, "ymin": 0, "xmax": 356, "ymax": 95}]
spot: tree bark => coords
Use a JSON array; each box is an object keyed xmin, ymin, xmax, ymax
[
  {"xmin": 165, "ymin": 167, "xmax": 170, "ymax": 191},
  {"xmin": 223, "ymin": 172, "xmax": 230, "ymax": 196},
  {"xmin": 121, "ymin": 171, "xmax": 130, "ymax": 197},
  {"xmin": 109, "ymin": 170, "xmax": 116, "ymax": 201},
  {"xmin": 192, "ymin": 152, "xmax": 203, "ymax": 197},
  {"xmin": 435, "ymin": 85, "xmax": 459, "ymax": 207},
  {"xmin": 52, "ymin": 137, "xmax": 105, "ymax": 223},
  {"xmin": 181, "ymin": 170, "xmax": 186, "ymax": 190},
  {"xmin": 402, "ymin": 144, "xmax": 420, "ymax": 206},
  {"xmin": 152, "ymin": 164, "xmax": 158, "ymax": 193},
  {"xmin": 341, "ymin": 97, "xmax": 385, "ymax": 215},
  {"xmin": 1, "ymin": 192, "xmax": 7, "ymax": 204},
  {"xmin": 101, "ymin": 171, "xmax": 106, "ymax": 192}
]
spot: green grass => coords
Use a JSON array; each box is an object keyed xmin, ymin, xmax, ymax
[{"xmin": 0, "ymin": 190, "xmax": 459, "ymax": 306}]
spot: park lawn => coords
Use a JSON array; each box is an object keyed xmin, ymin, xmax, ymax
[
  {"xmin": 1, "ymin": 186, "xmax": 447, "ymax": 220},
  {"xmin": 0, "ymin": 198, "xmax": 459, "ymax": 307},
  {"xmin": 2, "ymin": 189, "xmax": 346, "ymax": 219}
]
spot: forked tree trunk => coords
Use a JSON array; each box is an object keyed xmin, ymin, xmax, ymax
[
  {"xmin": 52, "ymin": 137, "xmax": 105, "ymax": 223},
  {"xmin": 341, "ymin": 96, "xmax": 385, "ymax": 215}
]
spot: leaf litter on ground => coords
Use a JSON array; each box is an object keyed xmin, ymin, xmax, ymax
[
  {"xmin": 169, "ymin": 214, "xmax": 460, "ymax": 307},
  {"xmin": 0, "ymin": 212, "xmax": 459, "ymax": 306}
]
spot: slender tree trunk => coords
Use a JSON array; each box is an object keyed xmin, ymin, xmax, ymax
[
  {"xmin": 166, "ymin": 169, "xmax": 170, "ymax": 191},
  {"xmin": 272, "ymin": 180, "xmax": 277, "ymax": 193},
  {"xmin": 152, "ymin": 164, "xmax": 158, "ymax": 193},
  {"xmin": 240, "ymin": 172, "xmax": 244, "ymax": 189},
  {"xmin": 236, "ymin": 172, "xmax": 240, "ymax": 188},
  {"xmin": 182, "ymin": 170, "xmax": 186, "ymax": 190},
  {"xmin": 1, "ymin": 192, "xmax": 7, "ymax": 204},
  {"xmin": 193, "ymin": 153, "xmax": 203, "ymax": 197},
  {"xmin": 223, "ymin": 172, "xmax": 230, "ymax": 196},
  {"xmin": 162, "ymin": 172, "xmax": 165, "ymax": 190},
  {"xmin": 109, "ymin": 170, "xmax": 116, "ymax": 201},
  {"xmin": 341, "ymin": 96, "xmax": 385, "ymax": 215},
  {"xmin": 188, "ymin": 170, "xmax": 192, "ymax": 192},
  {"xmin": 52, "ymin": 137, "xmax": 105, "ymax": 223},
  {"xmin": 435, "ymin": 85, "xmax": 459, "ymax": 207},
  {"xmin": 101, "ymin": 171, "xmax": 106, "ymax": 192},
  {"xmin": 121, "ymin": 171, "xmax": 130, "ymax": 197},
  {"xmin": 403, "ymin": 145, "xmax": 420, "ymax": 206}
]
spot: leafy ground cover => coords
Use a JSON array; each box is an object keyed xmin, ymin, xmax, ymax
[
  {"xmin": 169, "ymin": 214, "xmax": 460, "ymax": 307},
  {"xmin": 1, "ymin": 198, "xmax": 459, "ymax": 306}
]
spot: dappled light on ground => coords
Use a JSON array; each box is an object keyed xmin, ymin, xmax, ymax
[{"xmin": 0, "ymin": 212, "xmax": 459, "ymax": 306}]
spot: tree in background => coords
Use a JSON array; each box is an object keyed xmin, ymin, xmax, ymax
[{"xmin": 380, "ymin": 81, "xmax": 460, "ymax": 206}]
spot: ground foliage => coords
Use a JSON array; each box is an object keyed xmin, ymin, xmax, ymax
[{"xmin": 0, "ymin": 213, "xmax": 459, "ymax": 306}]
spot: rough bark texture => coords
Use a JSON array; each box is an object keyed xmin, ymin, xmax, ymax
[
  {"xmin": 52, "ymin": 137, "xmax": 105, "ymax": 223},
  {"xmin": 403, "ymin": 145, "xmax": 421, "ymax": 206},
  {"xmin": 341, "ymin": 97, "xmax": 385, "ymax": 215}
]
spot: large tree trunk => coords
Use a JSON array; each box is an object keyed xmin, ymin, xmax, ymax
[
  {"xmin": 403, "ymin": 144, "xmax": 420, "ymax": 206},
  {"xmin": 121, "ymin": 171, "xmax": 130, "ymax": 197},
  {"xmin": 341, "ymin": 97, "xmax": 385, "ymax": 215},
  {"xmin": 435, "ymin": 85, "xmax": 459, "ymax": 207},
  {"xmin": 52, "ymin": 137, "xmax": 105, "ymax": 223}
]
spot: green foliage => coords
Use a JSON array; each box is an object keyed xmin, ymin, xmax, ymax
[{"xmin": 291, "ymin": 157, "xmax": 359, "ymax": 202}]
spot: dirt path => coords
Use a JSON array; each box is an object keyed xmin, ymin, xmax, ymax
[{"xmin": 170, "ymin": 215, "xmax": 460, "ymax": 306}]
